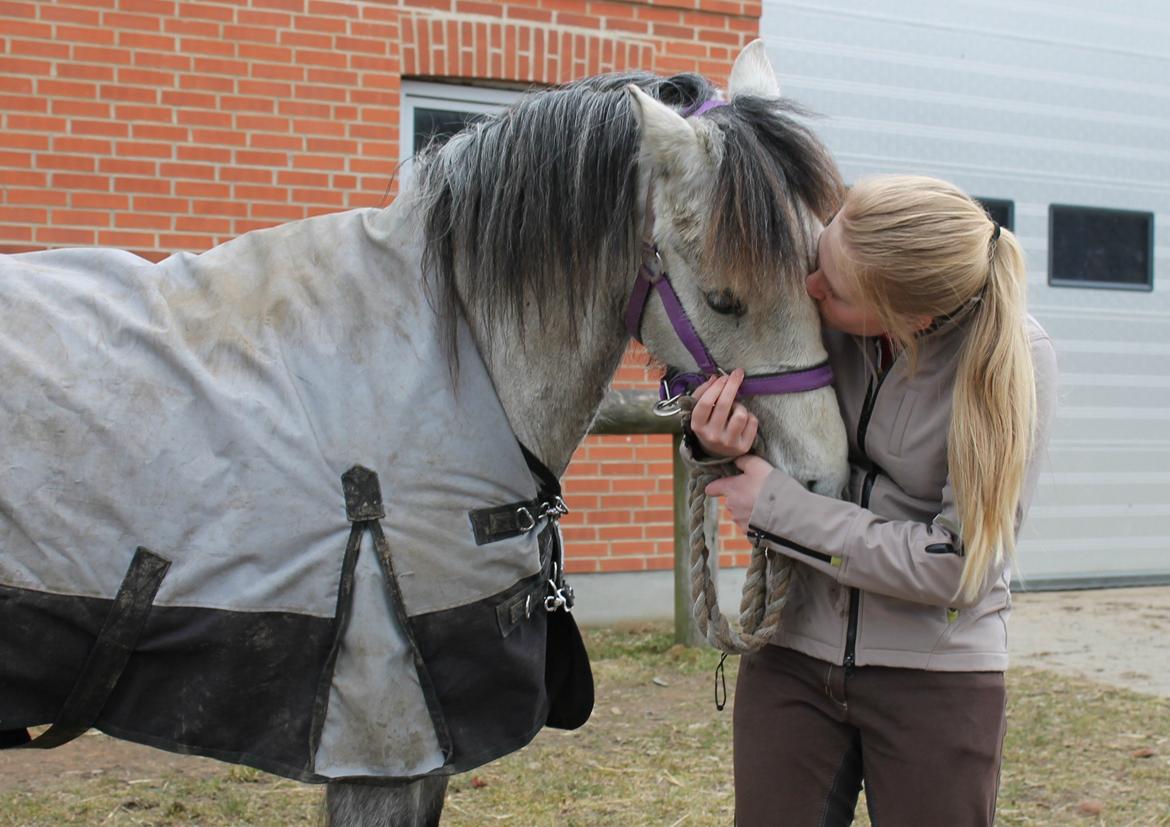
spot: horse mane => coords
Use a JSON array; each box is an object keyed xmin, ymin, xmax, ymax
[
  {"xmin": 702, "ymin": 96, "xmax": 844, "ymax": 297},
  {"xmin": 412, "ymin": 71, "xmax": 842, "ymax": 360}
]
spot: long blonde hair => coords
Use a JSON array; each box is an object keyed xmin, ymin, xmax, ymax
[{"xmin": 837, "ymin": 175, "xmax": 1036, "ymax": 602}]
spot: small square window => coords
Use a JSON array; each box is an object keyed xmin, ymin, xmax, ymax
[
  {"xmin": 412, "ymin": 108, "xmax": 485, "ymax": 155},
  {"xmin": 1049, "ymin": 205, "xmax": 1154, "ymax": 291},
  {"xmin": 975, "ymin": 197, "xmax": 1014, "ymax": 232}
]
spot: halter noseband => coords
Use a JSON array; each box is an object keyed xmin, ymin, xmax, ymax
[{"xmin": 625, "ymin": 97, "xmax": 834, "ymax": 414}]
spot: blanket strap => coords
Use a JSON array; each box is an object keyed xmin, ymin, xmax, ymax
[
  {"xmin": 310, "ymin": 465, "xmax": 453, "ymax": 763},
  {"xmin": 469, "ymin": 498, "xmax": 545, "ymax": 545},
  {"xmin": 516, "ymin": 441, "xmax": 575, "ymax": 613},
  {"xmin": 15, "ymin": 547, "xmax": 171, "ymax": 750},
  {"xmin": 469, "ymin": 442, "xmax": 564, "ymax": 546}
]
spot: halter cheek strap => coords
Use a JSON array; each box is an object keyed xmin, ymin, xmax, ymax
[{"xmin": 626, "ymin": 251, "xmax": 718, "ymax": 376}]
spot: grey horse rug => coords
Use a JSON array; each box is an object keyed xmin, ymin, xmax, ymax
[{"xmin": 0, "ymin": 198, "xmax": 591, "ymax": 782}]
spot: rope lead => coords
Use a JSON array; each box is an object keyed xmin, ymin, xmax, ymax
[{"xmin": 687, "ymin": 462, "xmax": 794, "ymax": 655}]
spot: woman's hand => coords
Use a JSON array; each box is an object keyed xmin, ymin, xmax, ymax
[
  {"xmin": 688, "ymin": 368, "xmax": 759, "ymax": 458},
  {"xmin": 705, "ymin": 454, "xmax": 776, "ymax": 532}
]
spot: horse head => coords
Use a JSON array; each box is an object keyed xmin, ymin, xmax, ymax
[
  {"xmin": 414, "ymin": 40, "xmax": 846, "ymax": 494},
  {"xmin": 627, "ymin": 41, "xmax": 849, "ymax": 497}
]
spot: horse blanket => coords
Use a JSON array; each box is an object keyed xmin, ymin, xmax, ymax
[{"xmin": 0, "ymin": 197, "xmax": 589, "ymax": 782}]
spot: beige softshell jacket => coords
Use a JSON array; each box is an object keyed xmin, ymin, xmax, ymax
[{"xmin": 746, "ymin": 314, "xmax": 1058, "ymax": 672}]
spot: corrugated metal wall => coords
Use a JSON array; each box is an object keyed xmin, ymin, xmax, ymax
[{"xmin": 760, "ymin": 0, "xmax": 1170, "ymax": 586}]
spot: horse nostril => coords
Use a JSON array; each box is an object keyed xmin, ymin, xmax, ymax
[{"xmin": 805, "ymin": 479, "xmax": 818, "ymax": 492}]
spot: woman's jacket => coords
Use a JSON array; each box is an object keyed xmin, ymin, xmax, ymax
[{"xmin": 745, "ymin": 313, "xmax": 1057, "ymax": 672}]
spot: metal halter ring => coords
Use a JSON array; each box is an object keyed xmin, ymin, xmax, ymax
[
  {"xmin": 653, "ymin": 378, "xmax": 686, "ymax": 417},
  {"xmin": 653, "ymin": 378, "xmax": 702, "ymax": 418}
]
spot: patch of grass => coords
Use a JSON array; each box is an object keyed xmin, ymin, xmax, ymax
[
  {"xmin": 997, "ymin": 669, "xmax": 1170, "ymax": 826},
  {"xmin": 2, "ymin": 624, "xmax": 1168, "ymax": 825}
]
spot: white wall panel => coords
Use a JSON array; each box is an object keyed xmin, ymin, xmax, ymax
[{"xmin": 762, "ymin": 0, "xmax": 1170, "ymax": 585}]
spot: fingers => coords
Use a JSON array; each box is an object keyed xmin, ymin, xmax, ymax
[
  {"xmin": 690, "ymin": 370, "xmax": 740, "ymax": 427},
  {"xmin": 687, "ymin": 377, "xmax": 713, "ymax": 427},
  {"xmin": 688, "ymin": 369, "xmax": 762, "ymax": 457},
  {"xmin": 704, "ymin": 471, "xmax": 755, "ymax": 532},
  {"xmin": 710, "ymin": 368, "xmax": 743, "ymax": 428},
  {"xmin": 741, "ymin": 415, "xmax": 759, "ymax": 450},
  {"xmin": 734, "ymin": 453, "xmax": 774, "ymax": 476},
  {"xmin": 691, "ymin": 375, "xmax": 718, "ymax": 398}
]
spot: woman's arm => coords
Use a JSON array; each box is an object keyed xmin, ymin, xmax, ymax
[
  {"xmin": 710, "ymin": 331, "xmax": 1058, "ymax": 609},
  {"xmin": 744, "ymin": 467, "xmax": 985, "ymax": 608}
]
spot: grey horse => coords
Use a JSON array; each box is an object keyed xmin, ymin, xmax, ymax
[
  {"xmin": 0, "ymin": 40, "xmax": 847, "ymax": 827},
  {"xmin": 325, "ymin": 40, "xmax": 849, "ymax": 826}
]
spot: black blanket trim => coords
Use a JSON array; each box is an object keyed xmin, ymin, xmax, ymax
[{"xmin": 11, "ymin": 546, "xmax": 170, "ymax": 751}]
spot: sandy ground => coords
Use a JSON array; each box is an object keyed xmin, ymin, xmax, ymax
[{"xmin": 1009, "ymin": 585, "xmax": 1170, "ymax": 698}]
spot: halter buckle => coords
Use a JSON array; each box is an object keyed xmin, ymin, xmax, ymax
[{"xmin": 638, "ymin": 244, "xmax": 665, "ymax": 284}]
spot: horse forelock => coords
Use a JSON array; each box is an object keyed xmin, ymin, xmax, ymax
[
  {"xmin": 702, "ymin": 96, "xmax": 845, "ymax": 298},
  {"xmin": 414, "ymin": 71, "xmax": 718, "ymax": 358}
]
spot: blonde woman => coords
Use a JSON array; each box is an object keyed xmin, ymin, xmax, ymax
[{"xmin": 690, "ymin": 175, "xmax": 1057, "ymax": 826}]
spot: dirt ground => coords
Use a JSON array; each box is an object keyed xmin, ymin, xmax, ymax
[
  {"xmin": 1009, "ymin": 585, "xmax": 1170, "ymax": 698},
  {"xmin": 0, "ymin": 728, "xmax": 226, "ymax": 794},
  {"xmin": 0, "ymin": 589, "xmax": 1165, "ymax": 814}
]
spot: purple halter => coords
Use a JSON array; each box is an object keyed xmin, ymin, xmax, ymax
[
  {"xmin": 625, "ymin": 249, "xmax": 834, "ymax": 402},
  {"xmin": 626, "ymin": 97, "xmax": 834, "ymax": 406},
  {"xmin": 681, "ymin": 98, "xmax": 728, "ymax": 118}
]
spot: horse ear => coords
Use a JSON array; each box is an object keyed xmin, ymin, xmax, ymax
[
  {"xmin": 728, "ymin": 39, "xmax": 781, "ymax": 99},
  {"xmin": 626, "ymin": 84, "xmax": 703, "ymax": 172}
]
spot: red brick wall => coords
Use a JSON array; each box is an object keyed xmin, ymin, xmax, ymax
[
  {"xmin": 0, "ymin": 0, "xmax": 399, "ymax": 255},
  {"xmin": 0, "ymin": 0, "xmax": 759, "ymax": 574}
]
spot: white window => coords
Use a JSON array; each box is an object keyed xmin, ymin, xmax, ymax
[{"xmin": 398, "ymin": 81, "xmax": 523, "ymax": 189}]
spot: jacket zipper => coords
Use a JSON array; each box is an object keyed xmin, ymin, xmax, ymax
[
  {"xmin": 746, "ymin": 526, "xmax": 835, "ymax": 565},
  {"xmin": 844, "ymin": 339, "xmax": 895, "ymax": 674}
]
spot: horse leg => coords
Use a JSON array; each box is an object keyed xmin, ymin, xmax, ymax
[{"xmin": 323, "ymin": 776, "xmax": 448, "ymax": 827}]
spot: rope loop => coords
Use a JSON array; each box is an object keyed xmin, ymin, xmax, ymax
[{"xmin": 687, "ymin": 462, "xmax": 794, "ymax": 654}]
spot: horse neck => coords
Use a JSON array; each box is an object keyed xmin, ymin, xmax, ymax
[{"xmin": 459, "ymin": 275, "xmax": 633, "ymax": 479}]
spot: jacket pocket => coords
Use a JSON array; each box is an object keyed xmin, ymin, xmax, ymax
[{"xmin": 931, "ymin": 590, "xmax": 1010, "ymax": 657}]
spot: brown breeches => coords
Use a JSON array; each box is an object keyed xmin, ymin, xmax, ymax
[{"xmin": 733, "ymin": 646, "xmax": 1006, "ymax": 826}]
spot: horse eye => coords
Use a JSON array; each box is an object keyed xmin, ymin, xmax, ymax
[{"xmin": 705, "ymin": 288, "xmax": 747, "ymax": 317}]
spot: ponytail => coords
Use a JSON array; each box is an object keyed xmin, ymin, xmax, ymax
[
  {"xmin": 838, "ymin": 176, "xmax": 1037, "ymax": 602},
  {"xmin": 949, "ymin": 227, "xmax": 1036, "ymax": 601}
]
